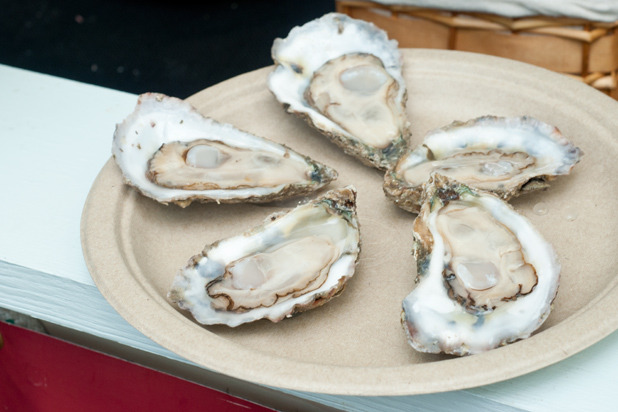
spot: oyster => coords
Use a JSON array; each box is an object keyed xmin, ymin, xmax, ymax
[
  {"xmin": 402, "ymin": 175, "xmax": 560, "ymax": 356},
  {"xmin": 384, "ymin": 116, "xmax": 582, "ymax": 213},
  {"xmin": 112, "ymin": 93, "xmax": 337, "ymax": 207},
  {"xmin": 168, "ymin": 186, "xmax": 360, "ymax": 327},
  {"xmin": 268, "ymin": 13, "xmax": 410, "ymax": 170}
]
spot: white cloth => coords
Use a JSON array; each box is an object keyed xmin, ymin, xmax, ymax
[{"xmin": 371, "ymin": 0, "xmax": 618, "ymax": 22}]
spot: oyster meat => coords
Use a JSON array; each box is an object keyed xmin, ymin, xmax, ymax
[
  {"xmin": 268, "ymin": 13, "xmax": 410, "ymax": 170},
  {"xmin": 168, "ymin": 186, "xmax": 360, "ymax": 327},
  {"xmin": 112, "ymin": 93, "xmax": 337, "ymax": 207},
  {"xmin": 384, "ymin": 116, "xmax": 582, "ymax": 213},
  {"xmin": 402, "ymin": 175, "xmax": 560, "ymax": 356}
]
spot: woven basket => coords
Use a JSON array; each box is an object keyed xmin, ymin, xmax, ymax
[{"xmin": 336, "ymin": 0, "xmax": 618, "ymax": 98}]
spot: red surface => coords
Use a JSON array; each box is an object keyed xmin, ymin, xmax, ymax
[{"xmin": 0, "ymin": 321, "xmax": 273, "ymax": 412}]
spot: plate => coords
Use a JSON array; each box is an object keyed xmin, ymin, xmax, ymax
[{"xmin": 81, "ymin": 49, "xmax": 618, "ymax": 395}]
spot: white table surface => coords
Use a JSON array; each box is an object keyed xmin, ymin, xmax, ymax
[{"xmin": 1, "ymin": 63, "xmax": 617, "ymax": 411}]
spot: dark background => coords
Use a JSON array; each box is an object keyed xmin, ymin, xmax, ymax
[{"xmin": 1, "ymin": 0, "xmax": 336, "ymax": 98}]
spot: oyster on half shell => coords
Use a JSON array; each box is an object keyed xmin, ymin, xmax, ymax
[
  {"xmin": 384, "ymin": 116, "xmax": 582, "ymax": 213},
  {"xmin": 168, "ymin": 186, "xmax": 360, "ymax": 327},
  {"xmin": 402, "ymin": 175, "xmax": 560, "ymax": 356},
  {"xmin": 112, "ymin": 93, "xmax": 337, "ymax": 207},
  {"xmin": 268, "ymin": 13, "xmax": 410, "ymax": 170}
]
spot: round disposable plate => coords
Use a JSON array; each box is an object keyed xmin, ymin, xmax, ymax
[{"xmin": 81, "ymin": 49, "xmax": 618, "ymax": 395}]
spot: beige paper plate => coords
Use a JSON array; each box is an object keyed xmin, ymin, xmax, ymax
[{"xmin": 81, "ymin": 49, "xmax": 618, "ymax": 395}]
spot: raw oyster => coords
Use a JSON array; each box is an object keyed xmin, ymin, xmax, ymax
[
  {"xmin": 402, "ymin": 175, "xmax": 560, "ymax": 356},
  {"xmin": 384, "ymin": 116, "xmax": 582, "ymax": 213},
  {"xmin": 268, "ymin": 13, "xmax": 410, "ymax": 170},
  {"xmin": 112, "ymin": 93, "xmax": 337, "ymax": 207},
  {"xmin": 168, "ymin": 186, "xmax": 360, "ymax": 327}
]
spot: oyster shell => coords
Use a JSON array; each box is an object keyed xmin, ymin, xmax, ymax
[
  {"xmin": 268, "ymin": 13, "xmax": 410, "ymax": 170},
  {"xmin": 401, "ymin": 175, "xmax": 560, "ymax": 356},
  {"xmin": 384, "ymin": 116, "xmax": 582, "ymax": 213},
  {"xmin": 112, "ymin": 93, "xmax": 337, "ymax": 207},
  {"xmin": 168, "ymin": 186, "xmax": 360, "ymax": 327}
]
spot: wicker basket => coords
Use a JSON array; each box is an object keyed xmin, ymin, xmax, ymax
[{"xmin": 336, "ymin": 1, "xmax": 618, "ymax": 98}]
